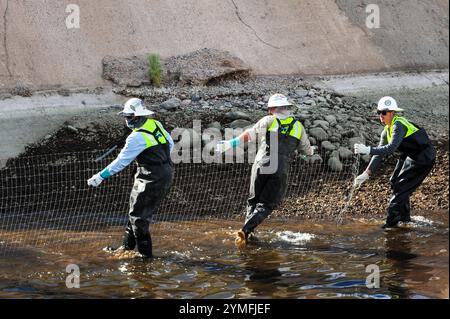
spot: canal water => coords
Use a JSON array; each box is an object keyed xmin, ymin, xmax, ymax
[{"xmin": 0, "ymin": 212, "xmax": 448, "ymax": 299}]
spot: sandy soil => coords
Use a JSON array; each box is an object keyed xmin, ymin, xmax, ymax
[{"xmin": 0, "ymin": 0, "xmax": 448, "ymax": 90}]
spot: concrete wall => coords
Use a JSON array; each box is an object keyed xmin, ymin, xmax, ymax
[{"xmin": 0, "ymin": 0, "xmax": 448, "ymax": 90}]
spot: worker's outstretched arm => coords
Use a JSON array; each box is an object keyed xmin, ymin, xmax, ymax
[
  {"xmin": 216, "ymin": 116, "xmax": 274, "ymax": 153},
  {"xmin": 87, "ymin": 133, "xmax": 146, "ymax": 187},
  {"xmin": 215, "ymin": 130, "xmax": 251, "ymax": 153}
]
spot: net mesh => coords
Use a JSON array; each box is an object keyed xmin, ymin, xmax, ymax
[{"xmin": 0, "ymin": 149, "xmax": 357, "ymax": 254}]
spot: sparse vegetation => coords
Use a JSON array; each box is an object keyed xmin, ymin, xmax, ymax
[{"xmin": 148, "ymin": 53, "xmax": 163, "ymax": 87}]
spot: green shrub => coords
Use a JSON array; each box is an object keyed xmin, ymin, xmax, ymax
[{"xmin": 148, "ymin": 53, "xmax": 162, "ymax": 87}]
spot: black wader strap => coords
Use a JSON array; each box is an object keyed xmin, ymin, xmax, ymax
[{"xmin": 136, "ymin": 128, "xmax": 167, "ymax": 145}]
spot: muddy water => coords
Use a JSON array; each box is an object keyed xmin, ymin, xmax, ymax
[{"xmin": 0, "ymin": 212, "xmax": 448, "ymax": 299}]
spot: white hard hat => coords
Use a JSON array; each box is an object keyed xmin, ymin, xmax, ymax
[
  {"xmin": 267, "ymin": 94, "xmax": 293, "ymax": 108},
  {"xmin": 377, "ymin": 96, "xmax": 403, "ymax": 112},
  {"xmin": 118, "ymin": 98, "xmax": 154, "ymax": 117}
]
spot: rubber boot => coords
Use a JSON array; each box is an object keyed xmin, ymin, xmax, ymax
[
  {"xmin": 247, "ymin": 232, "xmax": 259, "ymax": 242},
  {"xmin": 136, "ymin": 233, "xmax": 153, "ymax": 259},
  {"xmin": 399, "ymin": 201, "xmax": 411, "ymax": 223},
  {"xmin": 104, "ymin": 224, "xmax": 136, "ymax": 253},
  {"xmin": 122, "ymin": 224, "xmax": 136, "ymax": 250},
  {"xmin": 382, "ymin": 210, "xmax": 402, "ymax": 229}
]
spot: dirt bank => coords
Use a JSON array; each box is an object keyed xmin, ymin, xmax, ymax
[
  {"xmin": 1, "ymin": 0, "xmax": 448, "ymax": 91},
  {"xmin": 5, "ymin": 74, "xmax": 447, "ymax": 221}
]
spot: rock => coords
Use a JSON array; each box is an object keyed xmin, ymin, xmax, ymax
[
  {"xmin": 225, "ymin": 111, "xmax": 251, "ymax": 121},
  {"xmin": 181, "ymin": 99, "xmax": 192, "ymax": 106},
  {"xmin": 102, "ymin": 55, "xmax": 149, "ymax": 87},
  {"xmin": 207, "ymin": 121, "xmax": 222, "ymax": 130},
  {"xmin": 191, "ymin": 95, "xmax": 201, "ymax": 102},
  {"xmin": 321, "ymin": 141, "xmax": 336, "ymax": 151},
  {"xmin": 67, "ymin": 125, "xmax": 79, "ymax": 133},
  {"xmin": 304, "ymin": 99, "xmax": 316, "ymax": 106},
  {"xmin": 309, "ymin": 154, "xmax": 323, "ymax": 165},
  {"xmin": 160, "ymin": 97, "xmax": 181, "ymax": 110},
  {"xmin": 308, "ymin": 127, "xmax": 328, "ymax": 142},
  {"xmin": 328, "ymin": 157, "xmax": 343, "ymax": 172},
  {"xmin": 324, "ymin": 115, "xmax": 337, "ymax": 126},
  {"xmin": 316, "ymin": 96, "xmax": 327, "ymax": 103},
  {"xmin": 10, "ymin": 82, "xmax": 33, "ymax": 97},
  {"xmin": 342, "ymin": 129, "xmax": 356, "ymax": 138},
  {"xmin": 338, "ymin": 147, "xmax": 353, "ymax": 160},
  {"xmin": 361, "ymin": 154, "xmax": 372, "ymax": 163},
  {"xmin": 308, "ymin": 137, "xmax": 316, "ymax": 145},
  {"xmin": 312, "ymin": 120, "xmax": 330, "ymax": 130},
  {"xmin": 348, "ymin": 137, "xmax": 366, "ymax": 149},
  {"xmin": 164, "ymin": 48, "xmax": 251, "ymax": 85},
  {"xmin": 295, "ymin": 89, "xmax": 309, "ymax": 97},
  {"xmin": 330, "ymin": 135, "xmax": 341, "ymax": 143},
  {"xmin": 229, "ymin": 119, "xmax": 252, "ymax": 129},
  {"xmin": 330, "ymin": 150, "xmax": 340, "ymax": 159},
  {"xmin": 350, "ymin": 116, "xmax": 365, "ymax": 122},
  {"xmin": 297, "ymin": 113, "xmax": 311, "ymax": 121}
]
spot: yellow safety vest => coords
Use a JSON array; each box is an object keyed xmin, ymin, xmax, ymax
[
  {"xmin": 134, "ymin": 119, "xmax": 168, "ymax": 148},
  {"xmin": 267, "ymin": 117, "xmax": 302, "ymax": 140},
  {"xmin": 385, "ymin": 115, "xmax": 419, "ymax": 143}
]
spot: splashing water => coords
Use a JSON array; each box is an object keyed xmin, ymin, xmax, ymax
[{"xmin": 276, "ymin": 231, "xmax": 316, "ymax": 243}]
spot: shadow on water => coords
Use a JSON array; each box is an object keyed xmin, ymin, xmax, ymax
[{"xmin": 383, "ymin": 227, "xmax": 437, "ymax": 299}]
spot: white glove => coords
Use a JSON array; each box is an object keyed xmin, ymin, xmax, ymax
[
  {"xmin": 353, "ymin": 171, "xmax": 370, "ymax": 188},
  {"xmin": 354, "ymin": 143, "xmax": 371, "ymax": 155},
  {"xmin": 215, "ymin": 140, "xmax": 233, "ymax": 154},
  {"xmin": 87, "ymin": 173, "xmax": 104, "ymax": 187},
  {"xmin": 306, "ymin": 146, "xmax": 317, "ymax": 156}
]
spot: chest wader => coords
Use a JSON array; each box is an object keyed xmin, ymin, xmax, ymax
[
  {"xmin": 383, "ymin": 116, "xmax": 435, "ymax": 228},
  {"xmin": 241, "ymin": 117, "xmax": 301, "ymax": 239},
  {"xmin": 123, "ymin": 119, "xmax": 173, "ymax": 257}
]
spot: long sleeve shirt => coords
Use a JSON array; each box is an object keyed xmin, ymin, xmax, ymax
[
  {"xmin": 367, "ymin": 122, "xmax": 407, "ymax": 173},
  {"xmin": 101, "ymin": 126, "xmax": 173, "ymax": 178}
]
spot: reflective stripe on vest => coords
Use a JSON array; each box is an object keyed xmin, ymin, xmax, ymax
[
  {"xmin": 133, "ymin": 119, "xmax": 168, "ymax": 148},
  {"xmin": 267, "ymin": 117, "xmax": 302, "ymax": 140},
  {"xmin": 385, "ymin": 115, "xmax": 419, "ymax": 143}
]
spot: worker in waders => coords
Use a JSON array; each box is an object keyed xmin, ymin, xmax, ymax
[
  {"xmin": 87, "ymin": 98, "xmax": 174, "ymax": 258},
  {"xmin": 353, "ymin": 96, "xmax": 436, "ymax": 229},
  {"xmin": 216, "ymin": 94, "xmax": 314, "ymax": 247}
]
